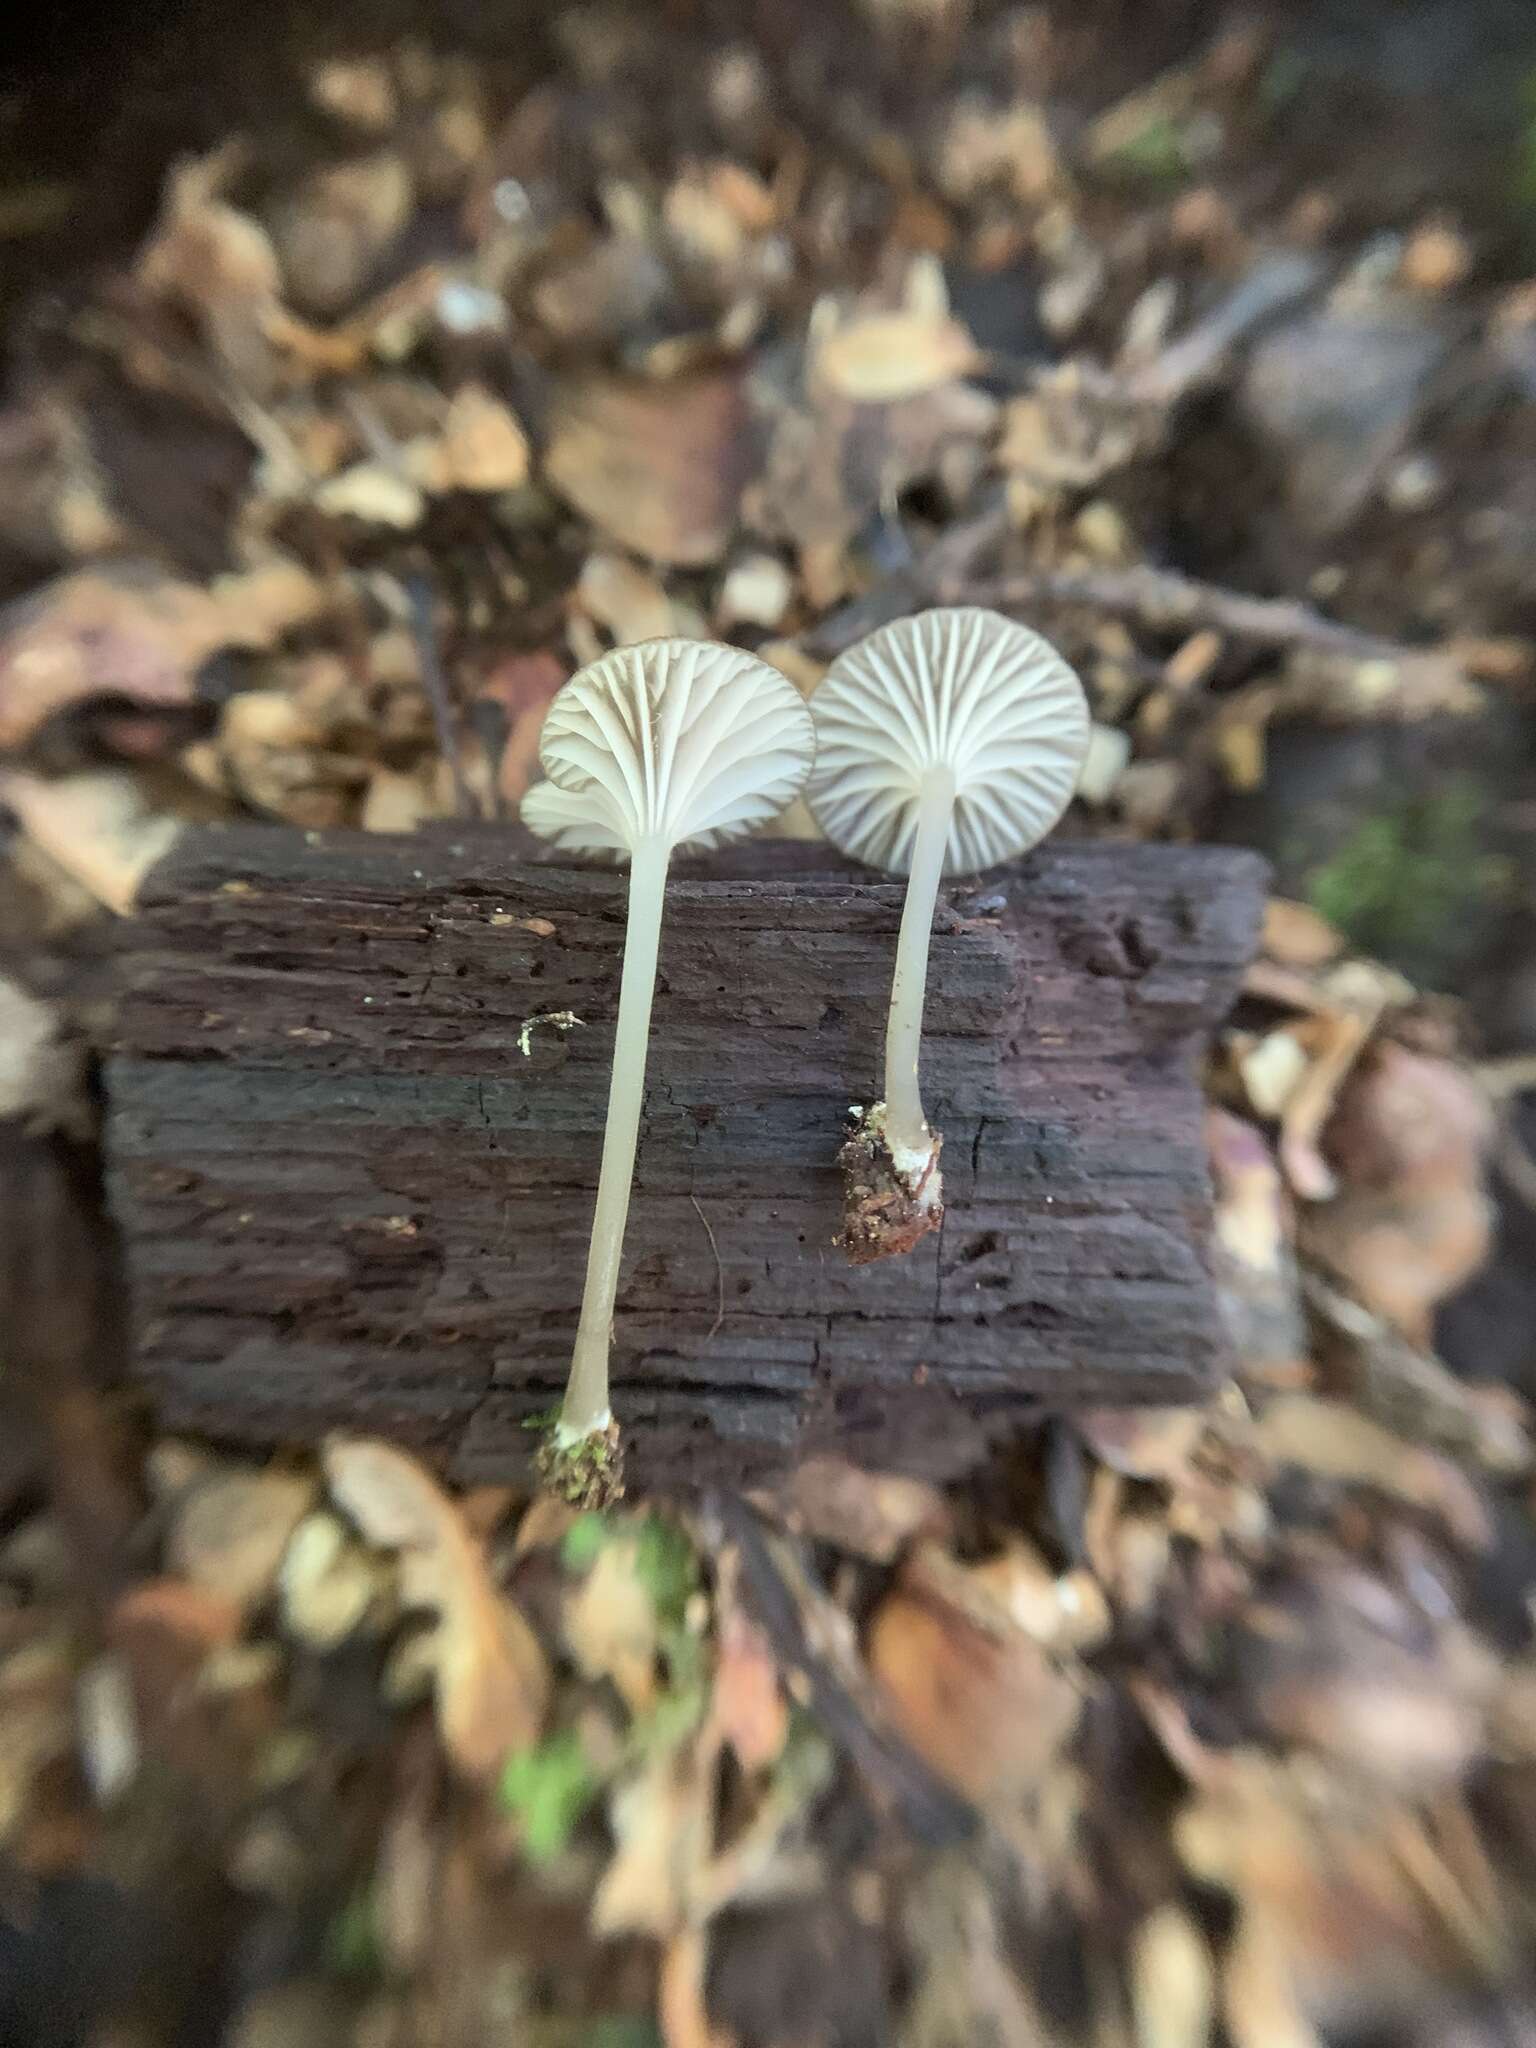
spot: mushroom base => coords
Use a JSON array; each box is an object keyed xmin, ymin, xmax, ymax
[
  {"xmin": 536, "ymin": 1416, "xmax": 626, "ymax": 1509},
  {"xmin": 836, "ymin": 1109, "xmax": 944, "ymax": 1264}
]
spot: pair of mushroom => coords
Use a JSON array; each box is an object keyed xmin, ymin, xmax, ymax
[{"xmin": 522, "ymin": 608, "xmax": 1089, "ymax": 1481}]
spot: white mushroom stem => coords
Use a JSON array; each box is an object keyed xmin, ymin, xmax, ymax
[
  {"xmin": 882, "ymin": 764, "xmax": 956, "ymax": 1181},
  {"xmin": 558, "ymin": 835, "xmax": 669, "ymax": 1445}
]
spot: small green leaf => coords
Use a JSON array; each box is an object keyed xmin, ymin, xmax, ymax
[
  {"xmin": 560, "ymin": 1511, "xmax": 612, "ymax": 1573},
  {"xmin": 633, "ymin": 1514, "xmax": 698, "ymax": 1627},
  {"xmin": 499, "ymin": 1730, "xmax": 601, "ymax": 1863}
]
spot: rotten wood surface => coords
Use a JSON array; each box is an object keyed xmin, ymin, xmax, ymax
[{"xmin": 106, "ymin": 826, "xmax": 1266, "ymax": 1488}]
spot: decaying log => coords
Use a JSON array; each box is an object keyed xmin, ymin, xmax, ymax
[{"xmin": 106, "ymin": 827, "xmax": 1266, "ymax": 1488}]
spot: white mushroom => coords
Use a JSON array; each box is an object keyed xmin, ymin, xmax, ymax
[
  {"xmin": 521, "ymin": 639, "xmax": 814, "ymax": 1469},
  {"xmin": 806, "ymin": 606, "xmax": 1089, "ymax": 1259}
]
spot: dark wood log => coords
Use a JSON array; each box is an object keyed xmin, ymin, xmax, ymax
[{"xmin": 105, "ymin": 826, "xmax": 1266, "ymax": 1488}]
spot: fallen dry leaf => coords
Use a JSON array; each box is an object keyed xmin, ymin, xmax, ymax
[
  {"xmin": 716, "ymin": 554, "xmax": 793, "ymax": 633},
  {"xmin": 968, "ymin": 1544, "xmax": 1111, "ymax": 1653},
  {"xmin": 1236, "ymin": 1582, "xmax": 1496, "ymax": 1792},
  {"xmin": 136, "ymin": 145, "xmax": 288, "ymax": 393},
  {"xmin": 0, "ymin": 563, "xmax": 224, "ymax": 752},
  {"xmin": 1276, "ymin": 1003, "xmax": 1382, "ymax": 1202},
  {"xmin": 360, "ymin": 761, "xmax": 444, "ymax": 832},
  {"xmin": 592, "ymin": 1743, "xmax": 714, "ymax": 1939},
  {"xmin": 1263, "ymin": 898, "xmax": 1344, "ymax": 970},
  {"xmin": 109, "ymin": 1578, "xmax": 244, "ymax": 1656},
  {"xmin": 0, "ymin": 556, "xmax": 323, "ymax": 762},
  {"xmin": 265, "ymin": 152, "xmax": 414, "ymax": 317},
  {"xmin": 0, "ymin": 972, "xmax": 88, "ymax": 1136},
  {"xmin": 1237, "ymin": 1027, "xmax": 1310, "ymax": 1120},
  {"xmin": 479, "ymin": 647, "xmax": 569, "ymax": 804},
  {"xmin": 1077, "ymin": 721, "xmax": 1132, "ymax": 804},
  {"xmin": 166, "ymin": 1467, "xmax": 316, "ymax": 1615},
  {"xmin": 278, "ymin": 1511, "xmax": 388, "ymax": 1648},
  {"xmin": 0, "ymin": 1624, "xmax": 76, "ymax": 1843},
  {"xmin": 1322, "ymin": 1042, "xmax": 1495, "ymax": 1194},
  {"xmin": 314, "ymin": 461, "xmax": 424, "ymax": 528},
  {"xmin": 811, "ymin": 306, "xmax": 978, "ymax": 404},
  {"xmin": 1221, "ymin": 1912, "xmax": 1326, "ymax": 2048},
  {"xmin": 76, "ymin": 1654, "xmax": 139, "ymax": 1805},
  {"xmin": 1301, "ymin": 1042, "xmax": 1494, "ymax": 1344},
  {"xmin": 998, "ymin": 362, "xmax": 1153, "ymax": 491},
  {"xmin": 1206, "ymin": 1108, "xmax": 1307, "ymax": 1380},
  {"xmin": 1256, "ymin": 1395, "xmax": 1490, "ymax": 1550},
  {"xmin": 563, "ymin": 1528, "xmax": 663, "ymax": 1715},
  {"xmin": 1177, "ymin": 1756, "xmax": 1478, "ymax": 2031},
  {"xmin": 900, "ymin": 1850, "xmax": 1057, "ymax": 2048},
  {"xmin": 774, "ymin": 1457, "xmax": 949, "ymax": 1563},
  {"xmin": 324, "ymin": 1437, "xmax": 548, "ymax": 1780},
  {"xmin": 545, "ymin": 368, "xmax": 753, "ymax": 566},
  {"xmin": 418, "ymin": 382, "xmax": 530, "ymax": 493},
  {"xmin": 936, "ymin": 99, "xmax": 1059, "ymax": 204},
  {"xmin": 709, "ymin": 1563, "xmax": 788, "ymax": 1773},
  {"xmin": 1, "ymin": 767, "xmax": 185, "ymax": 914},
  {"xmin": 750, "ymin": 373, "xmax": 995, "ymax": 607},
  {"xmin": 531, "ymin": 229, "xmax": 672, "ymax": 350},
  {"xmin": 1306, "ymin": 1271, "xmax": 1531, "ymax": 1472},
  {"xmin": 1077, "ymin": 1406, "xmax": 1206, "ymax": 1483},
  {"xmin": 576, "ymin": 551, "xmax": 676, "ymax": 645},
  {"xmin": 866, "ymin": 1543, "xmax": 1080, "ymax": 1806},
  {"xmin": 660, "ymin": 1928, "xmax": 737, "ymax": 2048},
  {"xmin": 1131, "ymin": 1905, "xmax": 1215, "ymax": 2048}
]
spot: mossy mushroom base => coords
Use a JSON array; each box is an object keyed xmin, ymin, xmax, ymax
[{"xmin": 837, "ymin": 1103, "xmax": 944, "ymax": 1264}]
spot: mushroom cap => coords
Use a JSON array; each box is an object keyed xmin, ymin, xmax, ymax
[
  {"xmin": 520, "ymin": 638, "xmax": 814, "ymax": 858},
  {"xmin": 806, "ymin": 606, "xmax": 1089, "ymax": 877}
]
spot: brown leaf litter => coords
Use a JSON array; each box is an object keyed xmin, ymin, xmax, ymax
[{"xmin": 3, "ymin": 2, "xmax": 1536, "ymax": 2042}]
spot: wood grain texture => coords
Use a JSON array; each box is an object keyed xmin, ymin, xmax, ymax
[{"xmin": 105, "ymin": 827, "xmax": 1266, "ymax": 1487}]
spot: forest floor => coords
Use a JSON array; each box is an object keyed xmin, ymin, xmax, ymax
[{"xmin": 5, "ymin": 1, "xmax": 1536, "ymax": 2042}]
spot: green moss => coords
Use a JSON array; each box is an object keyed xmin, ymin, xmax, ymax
[{"xmin": 1302, "ymin": 777, "xmax": 1510, "ymax": 981}]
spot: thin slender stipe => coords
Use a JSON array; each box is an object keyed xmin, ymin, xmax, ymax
[
  {"xmin": 883, "ymin": 765, "xmax": 955, "ymax": 1172},
  {"xmin": 521, "ymin": 639, "xmax": 815, "ymax": 1475}
]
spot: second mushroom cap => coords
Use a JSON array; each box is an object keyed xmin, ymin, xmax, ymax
[{"xmin": 805, "ymin": 605, "xmax": 1089, "ymax": 876}]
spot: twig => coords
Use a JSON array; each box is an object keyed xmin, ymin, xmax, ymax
[
  {"xmin": 957, "ymin": 561, "xmax": 1457, "ymax": 674},
  {"xmin": 404, "ymin": 572, "xmax": 475, "ymax": 821},
  {"xmin": 1123, "ymin": 249, "xmax": 1327, "ymax": 407},
  {"xmin": 703, "ymin": 1494, "xmax": 976, "ymax": 1848},
  {"xmin": 2, "ymin": 1130, "xmax": 142, "ymax": 1608},
  {"xmin": 690, "ymin": 1191, "xmax": 725, "ymax": 1341},
  {"xmin": 809, "ymin": 513, "xmax": 1463, "ymax": 698}
]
